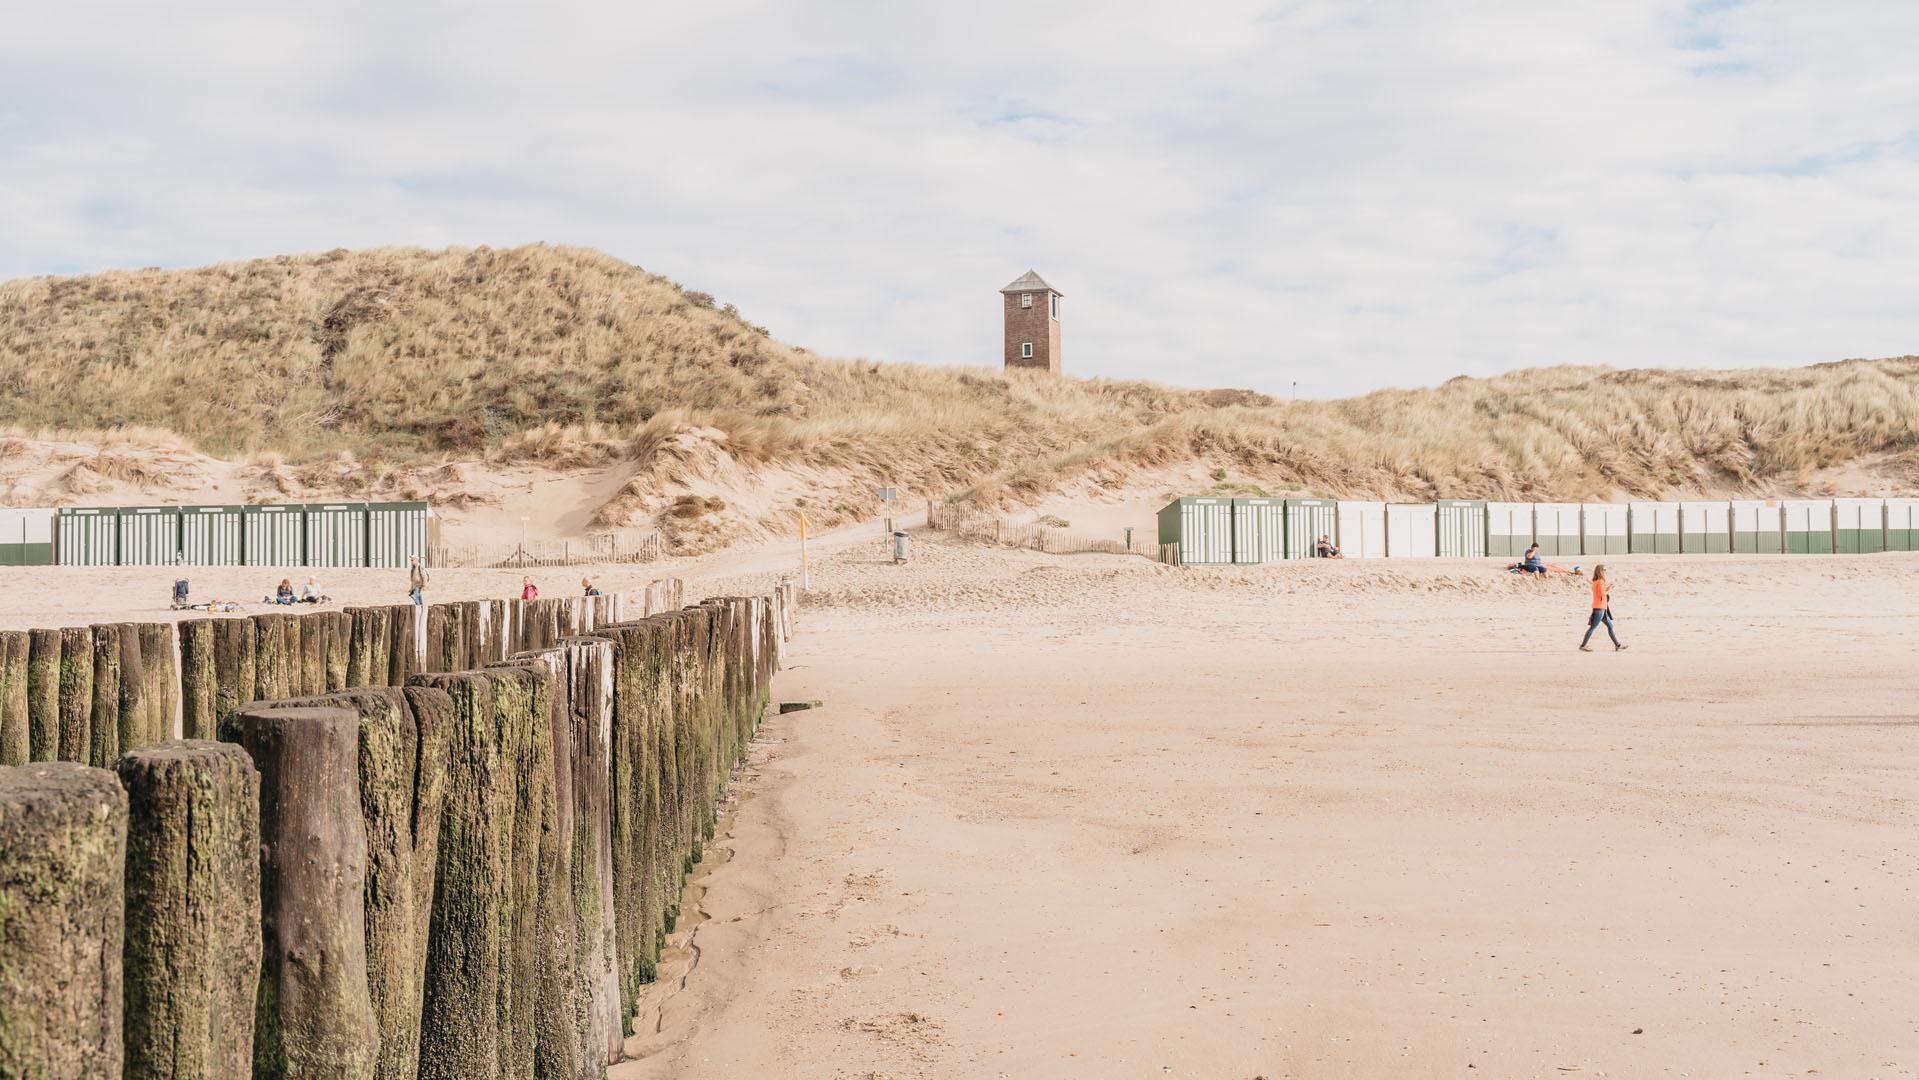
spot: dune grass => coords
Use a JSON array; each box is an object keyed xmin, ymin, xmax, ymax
[{"xmin": 2, "ymin": 243, "xmax": 1916, "ymax": 502}]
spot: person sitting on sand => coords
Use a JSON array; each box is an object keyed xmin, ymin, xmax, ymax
[
  {"xmin": 1520, "ymin": 543, "xmax": 1546, "ymax": 574},
  {"xmin": 521, "ymin": 576, "xmax": 539, "ymax": 601},
  {"xmin": 271, "ymin": 578, "xmax": 296, "ymax": 605},
  {"xmin": 1579, "ymin": 564, "xmax": 1627, "ymax": 652},
  {"xmin": 1315, "ymin": 535, "xmax": 1343, "ymax": 559},
  {"xmin": 581, "ymin": 576, "xmax": 603, "ymax": 597},
  {"xmin": 299, "ymin": 577, "xmax": 322, "ymax": 603}
]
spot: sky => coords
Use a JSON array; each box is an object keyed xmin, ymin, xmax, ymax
[{"xmin": 4, "ymin": 1, "xmax": 1919, "ymax": 398}]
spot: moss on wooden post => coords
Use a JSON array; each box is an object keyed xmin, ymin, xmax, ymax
[
  {"xmin": 0, "ymin": 761, "xmax": 127, "ymax": 1078},
  {"xmin": 58, "ymin": 624, "xmax": 93, "ymax": 763},
  {"xmin": 211, "ymin": 618, "xmax": 256, "ymax": 722},
  {"xmin": 225, "ymin": 704, "xmax": 379, "ymax": 1080},
  {"xmin": 117, "ymin": 741, "xmax": 262, "ymax": 1080},
  {"xmin": 0, "ymin": 631, "xmax": 27, "ymax": 766},
  {"xmin": 411, "ymin": 666, "xmax": 556, "ymax": 1080},
  {"xmin": 26, "ymin": 628, "xmax": 60, "ymax": 762},
  {"xmin": 282, "ymin": 614, "xmax": 305, "ymax": 697}
]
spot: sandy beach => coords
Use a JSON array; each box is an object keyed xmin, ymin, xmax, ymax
[
  {"xmin": 611, "ymin": 535, "xmax": 1919, "ymax": 1079},
  {"xmin": 8, "ymin": 530, "xmax": 1913, "ymax": 1077}
]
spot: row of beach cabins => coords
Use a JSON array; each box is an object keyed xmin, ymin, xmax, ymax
[
  {"xmin": 0, "ymin": 502, "xmax": 433, "ymax": 567},
  {"xmin": 1157, "ymin": 495, "xmax": 1919, "ymax": 565}
]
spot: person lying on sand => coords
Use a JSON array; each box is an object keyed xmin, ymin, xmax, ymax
[{"xmin": 1315, "ymin": 535, "xmax": 1343, "ymax": 559}]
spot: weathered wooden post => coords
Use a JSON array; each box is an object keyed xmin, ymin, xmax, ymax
[
  {"xmin": 26, "ymin": 628, "xmax": 60, "ymax": 761},
  {"xmin": 139, "ymin": 622, "xmax": 177, "ymax": 743},
  {"xmin": 252, "ymin": 613, "xmax": 291, "ymax": 702},
  {"xmin": 178, "ymin": 619, "xmax": 218, "ymax": 740},
  {"xmin": 0, "ymin": 761, "xmax": 127, "ymax": 1078},
  {"xmin": 0, "ymin": 630, "xmax": 26, "ymax": 765},
  {"xmin": 89, "ymin": 623, "xmax": 123, "ymax": 768},
  {"xmin": 225, "ymin": 704, "xmax": 379, "ymax": 1080},
  {"xmin": 565, "ymin": 635, "xmax": 622, "ymax": 1067},
  {"xmin": 116, "ymin": 622, "xmax": 146, "ymax": 756},
  {"xmin": 58, "ymin": 624, "xmax": 94, "ymax": 763},
  {"xmin": 118, "ymin": 741, "xmax": 262, "ymax": 1079},
  {"xmin": 211, "ymin": 618, "xmax": 256, "ymax": 722}
]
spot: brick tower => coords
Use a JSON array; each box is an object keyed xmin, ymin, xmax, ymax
[{"xmin": 1001, "ymin": 270, "xmax": 1061, "ymax": 373}]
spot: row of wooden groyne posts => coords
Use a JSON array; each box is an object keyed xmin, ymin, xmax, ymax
[{"xmin": 0, "ymin": 580, "xmax": 798, "ymax": 1080}]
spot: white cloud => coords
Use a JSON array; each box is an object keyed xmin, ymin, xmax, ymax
[{"xmin": 3, "ymin": 0, "xmax": 1918, "ymax": 396}]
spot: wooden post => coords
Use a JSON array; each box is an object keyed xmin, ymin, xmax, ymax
[
  {"xmin": 26, "ymin": 628, "xmax": 60, "ymax": 762},
  {"xmin": 0, "ymin": 762, "xmax": 127, "ymax": 1078},
  {"xmin": 118, "ymin": 742, "xmax": 262, "ymax": 1080},
  {"xmin": 58, "ymin": 625, "xmax": 93, "ymax": 763},
  {"xmin": 139, "ymin": 623, "xmax": 177, "ymax": 743},
  {"xmin": 178, "ymin": 619, "xmax": 218, "ymax": 740},
  {"xmin": 0, "ymin": 631, "xmax": 27, "ymax": 765},
  {"xmin": 225, "ymin": 704, "xmax": 379, "ymax": 1080},
  {"xmin": 210, "ymin": 618, "xmax": 256, "ymax": 722},
  {"xmin": 89, "ymin": 624, "xmax": 122, "ymax": 768}
]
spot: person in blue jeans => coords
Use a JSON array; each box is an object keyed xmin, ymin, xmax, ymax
[
  {"xmin": 408, "ymin": 556, "xmax": 427, "ymax": 606},
  {"xmin": 1580, "ymin": 565, "xmax": 1626, "ymax": 651}
]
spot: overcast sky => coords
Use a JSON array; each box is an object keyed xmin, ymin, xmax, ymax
[{"xmin": 5, "ymin": 1, "xmax": 1918, "ymax": 397}]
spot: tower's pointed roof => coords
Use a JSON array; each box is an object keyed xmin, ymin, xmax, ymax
[{"xmin": 999, "ymin": 270, "xmax": 1061, "ymax": 295}]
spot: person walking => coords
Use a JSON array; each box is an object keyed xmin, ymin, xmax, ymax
[
  {"xmin": 1580, "ymin": 564, "xmax": 1626, "ymax": 652},
  {"xmin": 408, "ymin": 555, "xmax": 427, "ymax": 607}
]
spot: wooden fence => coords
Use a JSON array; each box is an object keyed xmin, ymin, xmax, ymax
[
  {"xmin": 429, "ymin": 529, "xmax": 666, "ymax": 569},
  {"xmin": 924, "ymin": 502, "xmax": 1160, "ymax": 558}
]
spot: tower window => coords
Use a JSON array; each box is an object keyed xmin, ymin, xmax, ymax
[
  {"xmin": 1021, "ymin": 293, "xmax": 1032, "ymax": 308},
  {"xmin": 1050, "ymin": 294, "xmax": 1059, "ymax": 319},
  {"xmin": 1021, "ymin": 342, "xmax": 1033, "ymax": 359}
]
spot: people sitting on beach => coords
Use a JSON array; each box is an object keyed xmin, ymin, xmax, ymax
[
  {"xmin": 1315, "ymin": 535, "xmax": 1343, "ymax": 559},
  {"xmin": 299, "ymin": 577, "xmax": 323, "ymax": 603},
  {"xmin": 521, "ymin": 576, "xmax": 540, "ymax": 600},
  {"xmin": 267, "ymin": 578, "xmax": 296, "ymax": 605},
  {"xmin": 581, "ymin": 576, "xmax": 603, "ymax": 597},
  {"xmin": 1519, "ymin": 543, "xmax": 1547, "ymax": 574}
]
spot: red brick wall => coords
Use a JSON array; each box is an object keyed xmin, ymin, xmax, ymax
[{"xmin": 1003, "ymin": 290, "xmax": 1060, "ymax": 373}]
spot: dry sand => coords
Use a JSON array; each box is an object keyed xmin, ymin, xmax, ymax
[
  {"xmin": 9, "ymin": 527, "xmax": 1913, "ymax": 1077},
  {"xmin": 616, "ymin": 536, "xmax": 1919, "ymax": 1079}
]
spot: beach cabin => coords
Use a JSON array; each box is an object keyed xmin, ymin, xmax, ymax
[
  {"xmin": 306, "ymin": 502, "xmax": 371, "ymax": 568},
  {"xmin": 1580, "ymin": 504, "xmax": 1628, "ymax": 554},
  {"xmin": 1336, "ymin": 501, "xmax": 1386, "ymax": 559},
  {"xmin": 1435, "ymin": 500, "xmax": 1487, "ymax": 557},
  {"xmin": 116, "ymin": 506, "xmax": 183, "ymax": 566},
  {"xmin": 1283, "ymin": 498, "xmax": 1339, "ymax": 558},
  {"xmin": 368, "ymin": 502, "xmax": 434, "ymax": 568},
  {"xmin": 1157, "ymin": 497, "xmax": 1234, "ymax": 565},
  {"xmin": 1781, "ymin": 499, "xmax": 1834, "ymax": 553},
  {"xmin": 180, "ymin": 505, "xmax": 246, "ymax": 565},
  {"xmin": 1231, "ymin": 497, "xmax": 1284, "ymax": 564},
  {"xmin": 243, "ymin": 505, "xmax": 306, "ymax": 567},
  {"xmin": 1730, "ymin": 500, "xmax": 1782, "ymax": 554},
  {"xmin": 56, "ymin": 507, "xmax": 118, "ymax": 566},
  {"xmin": 1679, "ymin": 500, "xmax": 1731, "ymax": 554},
  {"xmin": 1886, "ymin": 497, "xmax": 1919, "ymax": 551},
  {"xmin": 1833, "ymin": 498, "xmax": 1886, "ymax": 554},
  {"xmin": 1384, "ymin": 504, "xmax": 1437, "ymax": 558},
  {"xmin": 1628, "ymin": 502, "xmax": 1680, "ymax": 553},
  {"xmin": 1486, "ymin": 502, "xmax": 1533, "ymax": 557},
  {"xmin": 1531, "ymin": 503, "xmax": 1581, "ymax": 557},
  {"xmin": 0, "ymin": 508, "xmax": 55, "ymax": 566}
]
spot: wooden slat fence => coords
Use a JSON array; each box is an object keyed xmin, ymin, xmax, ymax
[
  {"xmin": 429, "ymin": 530, "xmax": 666, "ymax": 569},
  {"xmin": 925, "ymin": 502, "xmax": 1159, "ymax": 558}
]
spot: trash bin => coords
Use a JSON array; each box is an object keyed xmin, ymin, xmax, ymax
[{"xmin": 891, "ymin": 531, "xmax": 910, "ymax": 564}]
